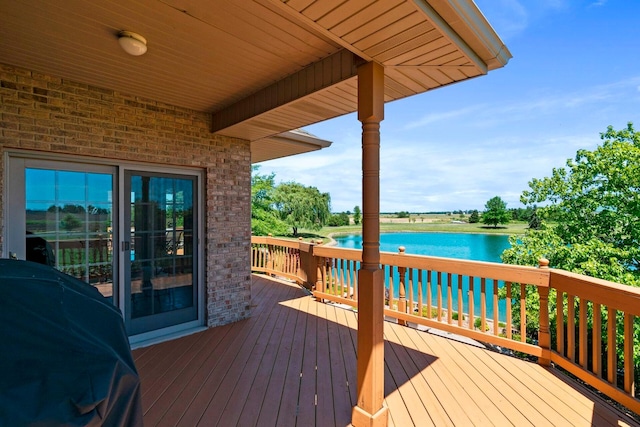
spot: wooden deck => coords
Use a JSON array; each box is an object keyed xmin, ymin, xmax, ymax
[{"xmin": 133, "ymin": 275, "xmax": 639, "ymax": 427}]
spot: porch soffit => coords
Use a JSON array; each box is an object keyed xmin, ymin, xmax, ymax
[
  {"xmin": 213, "ymin": 0, "xmax": 511, "ymax": 141},
  {"xmin": 0, "ymin": 0, "xmax": 510, "ymax": 153}
]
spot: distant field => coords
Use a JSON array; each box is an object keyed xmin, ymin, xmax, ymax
[{"xmin": 292, "ymin": 214, "xmax": 529, "ymax": 244}]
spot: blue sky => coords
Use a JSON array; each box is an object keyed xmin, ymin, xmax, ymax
[{"xmin": 257, "ymin": 0, "xmax": 640, "ymax": 213}]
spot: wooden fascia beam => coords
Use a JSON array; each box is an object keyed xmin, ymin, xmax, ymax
[
  {"xmin": 412, "ymin": 0, "xmax": 488, "ymax": 74},
  {"xmin": 426, "ymin": 0, "xmax": 512, "ymax": 70},
  {"xmin": 211, "ymin": 49, "xmax": 363, "ymax": 134}
]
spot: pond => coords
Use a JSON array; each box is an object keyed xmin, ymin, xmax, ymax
[
  {"xmin": 333, "ymin": 232, "xmax": 510, "ymax": 262},
  {"xmin": 333, "ymin": 232, "xmax": 512, "ymax": 321}
]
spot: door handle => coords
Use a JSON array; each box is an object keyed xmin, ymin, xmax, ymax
[{"xmin": 121, "ymin": 241, "xmax": 130, "ymax": 251}]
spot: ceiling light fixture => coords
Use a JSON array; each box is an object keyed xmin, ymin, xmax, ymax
[{"xmin": 118, "ymin": 30, "xmax": 147, "ymax": 56}]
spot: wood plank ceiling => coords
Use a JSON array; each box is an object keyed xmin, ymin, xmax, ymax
[{"xmin": 0, "ymin": 0, "xmax": 510, "ymax": 153}]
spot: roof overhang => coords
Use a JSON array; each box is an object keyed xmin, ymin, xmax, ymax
[
  {"xmin": 253, "ymin": 130, "xmax": 332, "ymax": 163},
  {"xmin": 0, "ymin": 0, "xmax": 510, "ymax": 158}
]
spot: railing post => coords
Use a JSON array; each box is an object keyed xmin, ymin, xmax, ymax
[
  {"xmin": 314, "ymin": 239, "xmax": 326, "ymax": 302},
  {"xmin": 298, "ymin": 238, "xmax": 314, "ymax": 290},
  {"xmin": 538, "ymin": 258, "xmax": 551, "ymax": 366},
  {"xmin": 397, "ymin": 246, "xmax": 407, "ymax": 326},
  {"xmin": 267, "ymin": 233, "xmax": 275, "ymax": 275}
]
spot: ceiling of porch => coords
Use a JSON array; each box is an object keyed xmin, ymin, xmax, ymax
[{"xmin": 0, "ymin": 0, "xmax": 510, "ymax": 156}]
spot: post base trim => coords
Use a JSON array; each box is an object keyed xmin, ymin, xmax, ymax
[{"xmin": 352, "ymin": 404, "xmax": 389, "ymax": 427}]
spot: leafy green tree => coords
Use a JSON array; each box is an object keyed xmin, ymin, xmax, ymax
[
  {"xmin": 468, "ymin": 210, "xmax": 480, "ymax": 223},
  {"xmin": 482, "ymin": 196, "xmax": 510, "ymax": 228},
  {"xmin": 502, "ymin": 123, "xmax": 640, "ymax": 388},
  {"xmin": 61, "ymin": 214, "xmax": 81, "ymax": 231},
  {"xmin": 353, "ymin": 205, "xmax": 361, "ymax": 225},
  {"xmin": 273, "ymin": 182, "xmax": 331, "ymax": 236},
  {"xmin": 397, "ymin": 211, "xmax": 410, "ymax": 219},
  {"xmin": 250, "ymin": 166, "xmax": 288, "ymax": 236},
  {"xmin": 509, "ymin": 206, "xmax": 534, "ymax": 221},
  {"xmin": 512, "ymin": 123, "xmax": 640, "ymax": 282},
  {"xmin": 528, "ymin": 207, "xmax": 542, "ymax": 230},
  {"xmin": 327, "ymin": 212, "xmax": 350, "ymax": 226}
]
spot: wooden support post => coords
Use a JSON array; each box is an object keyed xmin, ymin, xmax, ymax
[
  {"xmin": 352, "ymin": 61, "xmax": 388, "ymax": 427},
  {"xmin": 538, "ymin": 258, "xmax": 551, "ymax": 366},
  {"xmin": 266, "ymin": 234, "xmax": 275, "ymax": 276},
  {"xmin": 299, "ymin": 240, "xmax": 314, "ymax": 290},
  {"xmin": 397, "ymin": 247, "xmax": 407, "ymax": 326},
  {"xmin": 315, "ymin": 240, "xmax": 326, "ymax": 301}
]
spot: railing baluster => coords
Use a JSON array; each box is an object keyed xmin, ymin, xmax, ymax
[
  {"xmin": 458, "ymin": 274, "xmax": 463, "ymax": 328},
  {"xmin": 579, "ymin": 298, "xmax": 588, "ymax": 368},
  {"xmin": 398, "ymin": 247, "xmax": 407, "ymax": 325},
  {"xmin": 557, "ymin": 290, "xmax": 564, "ymax": 356},
  {"xmin": 607, "ymin": 307, "xmax": 617, "ymax": 385},
  {"xmin": 335, "ymin": 258, "xmax": 340, "ymax": 296},
  {"xmin": 468, "ymin": 276, "xmax": 474, "ymax": 330},
  {"xmin": 418, "ymin": 269, "xmax": 423, "ymax": 318},
  {"xmin": 283, "ymin": 247, "xmax": 288, "ymax": 274},
  {"xmin": 437, "ymin": 271, "xmax": 443, "ymax": 321},
  {"xmin": 447, "ymin": 273, "xmax": 453, "ymax": 324},
  {"xmin": 520, "ymin": 283, "xmax": 526, "ymax": 342},
  {"xmin": 493, "ymin": 279, "xmax": 499, "ymax": 336},
  {"xmin": 327, "ymin": 259, "xmax": 334, "ymax": 296},
  {"xmin": 481, "ymin": 277, "xmax": 486, "ymax": 332},
  {"xmin": 506, "ymin": 282, "xmax": 512, "ymax": 340},
  {"xmin": 353, "ymin": 260, "xmax": 358, "ymax": 302},
  {"xmin": 346, "ymin": 259, "xmax": 353, "ymax": 300},
  {"xmin": 624, "ymin": 313, "xmax": 635, "ymax": 395},
  {"xmin": 388, "ymin": 265, "xmax": 394, "ymax": 309},
  {"xmin": 408, "ymin": 268, "xmax": 414, "ymax": 317},
  {"xmin": 427, "ymin": 270, "xmax": 432, "ymax": 319},
  {"xmin": 593, "ymin": 302, "xmax": 602, "ymax": 377},
  {"xmin": 567, "ymin": 295, "xmax": 575, "ymax": 362},
  {"xmin": 340, "ymin": 258, "xmax": 346, "ymax": 297}
]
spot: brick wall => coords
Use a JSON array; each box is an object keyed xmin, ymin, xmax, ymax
[{"xmin": 0, "ymin": 63, "xmax": 252, "ymax": 328}]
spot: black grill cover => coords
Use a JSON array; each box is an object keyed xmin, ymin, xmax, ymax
[{"xmin": 0, "ymin": 259, "xmax": 142, "ymax": 426}]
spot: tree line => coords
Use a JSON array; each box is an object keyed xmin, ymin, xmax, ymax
[{"xmin": 251, "ymin": 168, "xmax": 361, "ymax": 237}]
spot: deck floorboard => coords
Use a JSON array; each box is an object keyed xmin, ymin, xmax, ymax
[{"xmin": 133, "ymin": 275, "xmax": 640, "ymax": 427}]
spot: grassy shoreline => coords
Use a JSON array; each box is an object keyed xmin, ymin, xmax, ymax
[{"xmin": 293, "ymin": 219, "xmax": 528, "ymax": 245}]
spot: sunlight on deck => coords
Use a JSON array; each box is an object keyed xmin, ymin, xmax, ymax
[{"xmin": 133, "ymin": 275, "xmax": 639, "ymax": 427}]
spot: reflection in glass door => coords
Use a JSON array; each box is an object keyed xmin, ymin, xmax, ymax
[
  {"xmin": 124, "ymin": 172, "xmax": 197, "ymax": 335},
  {"xmin": 24, "ymin": 167, "xmax": 115, "ymax": 301}
]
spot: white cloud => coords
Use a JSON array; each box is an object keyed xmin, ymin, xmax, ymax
[
  {"xmin": 403, "ymin": 105, "xmax": 485, "ymax": 130},
  {"xmin": 589, "ymin": 0, "xmax": 608, "ymax": 7},
  {"xmin": 401, "ymin": 76, "xmax": 640, "ymax": 131}
]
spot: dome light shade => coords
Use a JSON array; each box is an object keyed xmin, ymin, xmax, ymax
[{"xmin": 118, "ymin": 31, "xmax": 147, "ymax": 56}]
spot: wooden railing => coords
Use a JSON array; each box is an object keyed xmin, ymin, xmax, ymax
[
  {"xmin": 56, "ymin": 238, "xmax": 112, "ymax": 285},
  {"xmin": 550, "ymin": 270, "xmax": 639, "ymax": 413},
  {"xmin": 250, "ymin": 236, "xmax": 640, "ymax": 415}
]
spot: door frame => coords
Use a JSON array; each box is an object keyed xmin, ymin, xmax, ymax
[
  {"xmin": 4, "ymin": 151, "xmax": 205, "ymax": 343},
  {"xmin": 122, "ymin": 169, "xmax": 200, "ymax": 337}
]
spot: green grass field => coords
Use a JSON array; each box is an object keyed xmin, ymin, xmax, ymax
[{"xmin": 291, "ymin": 214, "xmax": 529, "ymax": 244}]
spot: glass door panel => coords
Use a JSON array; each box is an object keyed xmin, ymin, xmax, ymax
[
  {"xmin": 125, "ymin": 172, "xmax": 197, "ymax": 335},
  {"xmin": 24, "ymin": 167, "xmax": 115, "ymax": 301}
]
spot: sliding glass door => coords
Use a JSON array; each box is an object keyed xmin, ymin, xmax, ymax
[
  {"xmin": 6, "ymin": 159, "xmax": 116, "ymax": 301},
  {"xmin": 124, "ymin": 171, "xmax": 198, "ymax": 335},
  {"xmin": 6, "ymin": 156, "xmax": 202, "ymax": 338}
]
